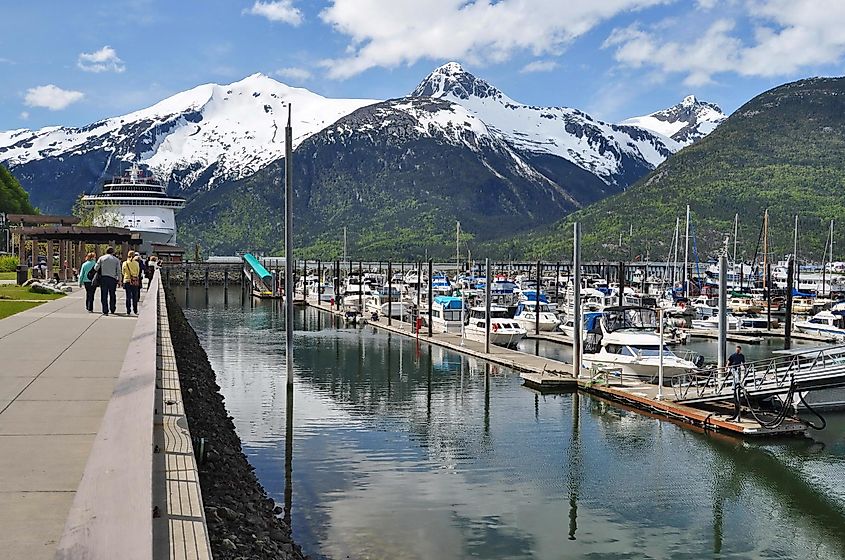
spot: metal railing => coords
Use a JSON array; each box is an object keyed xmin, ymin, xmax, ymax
[{"xmin": 672, "ymin": 344, "xmax": 845, "ymax": 404}]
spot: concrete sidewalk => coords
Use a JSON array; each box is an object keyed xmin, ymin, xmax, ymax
[{"xmin": 0, "ymin": 286, "xmax": 140, "ymax": 560}]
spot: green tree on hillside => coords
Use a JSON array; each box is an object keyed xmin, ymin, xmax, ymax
[{"xmin": 0, "ymin": 163, "xmax": 36, "ymax": 214}]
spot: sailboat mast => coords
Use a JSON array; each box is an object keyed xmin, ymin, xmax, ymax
[
  {"xmin": 732, "ymin": 213, "xmax": 738, "ymax": 264},
  {"xmin": 672, "ymin": 217, "xmax": 680, "ymax": 286},
  {"xmin": 683, "ymin": 205, "xmax": 690, "ymax": 295},
  {"xmin": 456, "ymin": 221, "xmax": 461, "ymax": 278},
  {"xmin": 793, "ymin": 214, "xmax": 799, "ymax": 288},
  {"xmin": 762, "ymin": 209, "xmax": 769, "ymax": 290}
]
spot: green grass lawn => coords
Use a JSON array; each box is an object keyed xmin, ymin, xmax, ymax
[
  {"xmin": 0, "ymin": 300, "xmax": 44, "ymax": 320},
  {"xmin": 0, "ymin": 285, "xmax": 66, "ymax": 301},
  {"xmin": 0, "ymin": 271, "xmax": 16, "ymax": 281}
]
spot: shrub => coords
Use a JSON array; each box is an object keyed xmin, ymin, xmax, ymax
[{"xmin": 0, "ymin": 255, "xmax": 18, "ymax": 272}]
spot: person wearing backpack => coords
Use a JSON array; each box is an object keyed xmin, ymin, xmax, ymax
[
  {"xmin": 78, "ymin": 252, "xmax": 97, "ymax": 312},
  {"xmin": 122, "ymin": 251, "xmax": 142, "ymax": 316}
]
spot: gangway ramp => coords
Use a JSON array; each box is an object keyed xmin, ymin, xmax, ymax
[
  {"xmin": 243, "ymin": 253, "xmax": 278, "ymax": 297},
  {"xmin": 672, "ymin": 345, "xmax": 845, "ymax": 405}
]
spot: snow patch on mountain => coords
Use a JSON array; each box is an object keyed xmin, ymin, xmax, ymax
[
  {"xmin": 621, "ymin": 95, "xmax": 727, "ymax": 146},
  {"xmin": 411, "ymin": 62, "xmax": 680, "ymax": 186},
  {"xmin": 0, "ymin": 73, "xmax": 377, "ymax": 190}
]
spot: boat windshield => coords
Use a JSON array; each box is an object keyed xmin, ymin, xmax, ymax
[
  {"xmin": 490, "ymin": 310, "xmax": 510, "ymax": 319},
  {"xmin": 630, "ymin": 345, "xmax": 674, "ymax": 357},
  {"xmin": 603, "ymin": 307, "xmax": 657, "ymax": 333}
]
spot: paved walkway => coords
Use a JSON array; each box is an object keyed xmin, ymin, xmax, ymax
[{"xmin": 0, "ymin": 286, "xmax": 139, "ymax": 560}]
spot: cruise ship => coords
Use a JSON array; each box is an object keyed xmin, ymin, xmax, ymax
[{"xmin": 81, "ymin": 164, "xmax": 186, "ymax": 252}]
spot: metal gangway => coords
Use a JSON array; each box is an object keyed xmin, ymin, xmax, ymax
[
  {"xmin": 672, "ymin": 344, "xmax": 845, "ymax": 405},
  {"xmin": 243, "ymin": 253, "xmax": 278, "ymax": 296}
]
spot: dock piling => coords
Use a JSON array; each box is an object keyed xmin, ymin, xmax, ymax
[
  {"xmin": 428, "ymin": 259, "xmax": 433, "ymax": 337},
  {"xmin": 573, "ymin": 223, "xmax": 582, "ymax": 378},
  {"xmin": 485, "ymin": 258, "xmax": 491, "ymax": 354},
  {"xmin": 718, "ymin": 254, "xmax": 727, "ymax": 369}
]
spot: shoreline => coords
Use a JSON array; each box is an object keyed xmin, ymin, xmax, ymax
[{"xmin": 165, "ymin": 288, "xmax": 308, "ymax": 559}]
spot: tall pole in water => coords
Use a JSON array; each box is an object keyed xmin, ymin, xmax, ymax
[
  {"xmin": 681, "ymin": 204, "xmax": 689, "ymax": 297},
  {"xmin": 762, "ymin": 208, "xmax": 769, "ymax": 290},
  {"xmin": 718, "ymin": 254, "xmax": 728, "ymax": 370},
  {"xmin": 284, "ymin": 104, "xmax": 294, "ymax": 388},
  {"xmin": 456, "ymin": 221, "xmax": 461, "ymax": 279},
  {"xmin": 672, "ymin": 217, "xmax": 680, "ymax": 286},
  {"xmin": 485, "ymin": 258, "xmax": 491, "ymax": 354},
  {"xmin": 573, "ymin": 222, "xmax": 582, "ymax": 378},
  {"xmin": 657, "ymin": 307, "xmax": 664, "ymax": 399}
]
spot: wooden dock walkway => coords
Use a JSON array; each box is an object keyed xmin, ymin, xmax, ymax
[{"xmin": 307, "ymin": 300, "xmax": 807, "ymax": 438}]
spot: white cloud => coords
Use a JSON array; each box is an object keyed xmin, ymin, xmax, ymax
[
  {"xmin": 605, "ymin": 0, "xmax": 845, "ymax": 85},
  {"xmin": 24, "ymin": 85, "xmax": 85, "ymax": 111},
  {"xmin": 78, "ymin": 46, "xmax": 126, "ymax": 73},
  {"xmin": 19, "ymin": 111, "xmax": 29, "ymax": 120},
  {"xmin": 520, "ymin": 60, "xmax": 559, "ymax": 73},
  {"xmin": 318, "ymin": 0, "xmax": 670, "ymax": 79},
  {"xmin": 244, "ymin": 1, "xmax": 303, "ymax": 25},
  {"xmin": 274, "ymin": 66, "xmax": 313, "ymax": 81}
]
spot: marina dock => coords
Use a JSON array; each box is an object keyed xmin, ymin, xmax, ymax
[{"xmin": 306, "ymin": 299, "xmax": 810, "ymax": 438}]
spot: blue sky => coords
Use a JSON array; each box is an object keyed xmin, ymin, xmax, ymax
[{"xmin": 3, "ymin": 0, "xmax": 845, "ymax": 130}]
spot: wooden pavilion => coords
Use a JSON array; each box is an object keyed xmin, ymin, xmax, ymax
[{"xmin": 9, "ymin": 214, "xmax": 142, "ymax": 283}]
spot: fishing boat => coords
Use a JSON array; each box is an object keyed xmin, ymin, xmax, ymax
[{"xmin": 464, "ymin": 306, "xmax": 526, "ymax": 347}]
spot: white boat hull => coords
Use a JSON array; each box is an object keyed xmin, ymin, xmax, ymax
[{"xmin": 464, "ymin": 326, "xmax": 526, "ymax": 347}]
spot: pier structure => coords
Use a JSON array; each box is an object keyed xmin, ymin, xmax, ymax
[{"xmin": 0, "ymin": 272, "xmax": 211, "ymax": 559}]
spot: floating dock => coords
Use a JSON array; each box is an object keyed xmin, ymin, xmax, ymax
[{"xmin": 307, "ymin": 300, "xmax": 809, "ymax": 438}]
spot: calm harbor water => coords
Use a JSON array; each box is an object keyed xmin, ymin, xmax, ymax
[{"xmin": 177, "ymin": 288, "xmax": 845, "ymax": 559}]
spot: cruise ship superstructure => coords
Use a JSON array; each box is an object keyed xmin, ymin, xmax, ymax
[{"xmin": 81, "ymin": 164, "xmax": 185, "ymax": 251}]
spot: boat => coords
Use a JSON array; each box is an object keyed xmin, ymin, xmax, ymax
[
  {"xmin": 728, "ymin": 295, "xmax": 763, "ymax": 314},
  {"xmin": 430, "ymin": 295, "xmax": 464, "ymax": 333},
  {"xmin": 342, "ymin": 276, "xmax": 375, "ymax": 309},
  {"xmin": 794, "ymin": 310, "xmax": 845, "ymax": 340},
  {"xmin": 513, "ymin": 300, "xmax": 560, "ymax": 332},
  {"xmin": 307, "ymin": 281, "xmax": 336, "ymax": 303},
  {"xmin": 80, "ymin": 163, "xmax": 186, "ymax": 253},
  {"xmin": 430, "ymin": 273, "xmax": 453, "ymax": 296},
  {"xmin": 369, "ymin": 286, "xmax": 409, "ymax": 319},
  {"xmin": 691, "ymin": 314, "xmax": 741, "ymax": 330},
  {"xmin": 464, "ymin": 306, "xmax": 526, "ymax": 347},
  {"xmin": 582, "ymin": 306, "xmax": 699, "ymax": 382}
]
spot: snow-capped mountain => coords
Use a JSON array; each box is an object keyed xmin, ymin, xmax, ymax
[
  {"xmin": 0, "ymin": 73, "xmax": 376, "ymax": 211},
  {"xmin": 620, "ymin": 95, "xmax": 727, "ymax": 146},
  {"xmin": 179, "ymin": 96, "xmax": 585, "ymax": 255},
  {"xmin": 411, "ymin": 62, "xmax": 680, "ymax": 187}
]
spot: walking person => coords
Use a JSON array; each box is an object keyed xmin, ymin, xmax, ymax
[
  {"xmin": 94, "ymin": 247, "xmax": 121, "ymax": 316},
  {"xmin": 727, "ymin": 345, "xmax": 746, "ymax": 420},
  {"xmin": 78, "ymin": 252, "xmax": 97, "ymax": 313},
  {"xmin": 123, "ymin": 251, "xmax": 142, "ymax": 315},
  {"xmin": 145, "ymin": 255, "xmax": 158, "ymax": 290}
]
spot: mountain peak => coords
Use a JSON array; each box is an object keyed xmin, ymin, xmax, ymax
[
  {"xmin": 621, "ymin": 96, "xmax": 727, "ymax": 146},
  {"xmin": 411, "ymin": 62, "xmax": 503, "ymax": 100}
]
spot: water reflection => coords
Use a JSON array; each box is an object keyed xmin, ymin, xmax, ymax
[{"xmin": 176, "ymin": 287, "xmax": 845, "ymax": 560}]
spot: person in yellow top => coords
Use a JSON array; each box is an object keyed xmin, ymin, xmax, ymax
[{"xmin": 122, "ymin": 250, "xmax": 142, "ymax": 315}]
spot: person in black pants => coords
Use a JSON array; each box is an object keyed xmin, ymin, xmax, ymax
[
  {"xmin": 94, "ymin": 247, "xmax": 122, "ymax": 316},
  {"xmin": 77, "ymin": 252, "xmax": 97, "ymax": 312},
  {"xmin": 727, "ymin": 345, "xmax": 746, "ymax": 420}
]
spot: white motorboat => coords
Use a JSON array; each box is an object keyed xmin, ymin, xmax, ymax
[
  {"xmin": 430, "ymin": 295, "xmax": 464, "ymax": 333},
  {"xmin": 691, "ymin": 314, "xmax": 741, "ymax": 330},
  {"xmin": 513, "ymin": 300, "xmax": 560, "ymax": 332},
  {"xmin": 582, "ymin": 306, "xmax": 699, "ymax": 382},
  {"xmin": 430, "ymin": 273, "xmax": 453, "ymax": 296},
  {"xmin": 794, "ymin": 310, "xmax": 845, "ymax": 340},
  {"xmin": 308, "ymin": 282, "xmax": 336, "ymax": 303},
  {"xmin": 464, "ymin": 306, "xmax": 526, "ymax": 347}
]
